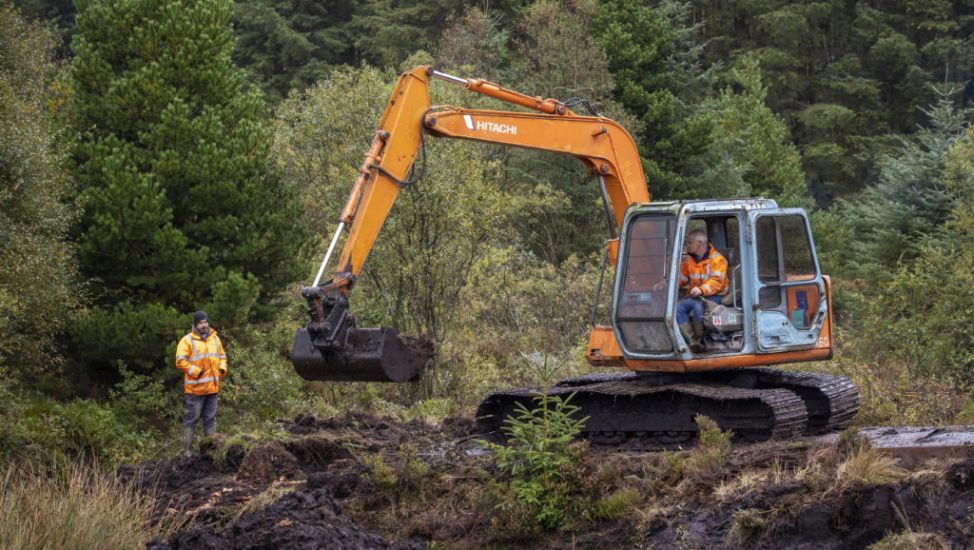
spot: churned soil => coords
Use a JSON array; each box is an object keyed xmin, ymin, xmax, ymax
[
  {"xmin": 121, "ymin": 413, "xmax": 437, "ymax": 550},
  {"xmin": 122, "ymin": 413, "xmax": 974, "ymax": 549}
]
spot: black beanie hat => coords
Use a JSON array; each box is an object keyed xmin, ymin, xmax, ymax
[{"xmin": 193, "ymin": 311, "xmax": 208, "ymax": 326}]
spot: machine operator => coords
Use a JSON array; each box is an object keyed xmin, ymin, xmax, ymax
[{"xmin": 677, "ymin": 230, "xmax": 729, "ymax": 352}]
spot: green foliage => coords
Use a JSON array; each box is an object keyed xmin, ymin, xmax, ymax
[
  {"xmin": 70, "ymin": 0, "xmax": 311, "ymax": 378},
  {"xmin": 70, "ymin": 302, "xmax": 184, "ymax": 377},
  {"xmin": 0, "ymin": 390, "xmax": 158, "ymax": 466},
  {"xmin": 688, "ymin": 57, "xmax": 810, "ymax": 207},
  {"xmin": 233, "ymin": 0, "xmax": 356, "ymax": 103},
  {"xmin": 681, "ymin": 415, "xmax": 733, "ymax": 487},
  {"xmin": 362, "ymin": 444, "xmax": 428, "ymax": 505},
  {"xmin": 588, "ymin": 488, "xmax": 639, "ymax": 521},
  {"xmin": 435, "ymin": 6, "xmax": 516, "ymax": 80},
  {"xmin": 108, "ymin": 363, "xmax": 178, "ymax": 427},
  {"xmin": 0, "ymin": 4, "xmax": 78, "ymax": 375},
  {"xmin": 218, "ymin": 322, "xmax": 305, "ymax": 426},
  {"xmin": 692, "ymin": 0, "xmax": 973, "ymax": 200},
  {"xmin": 594, "ymin": 0, "xmax": 715, "ymax": 199},
  {"xmin": 839, "ymin": 95, "xmax": 968, "ymax": 281},
  {"xmin": 349, "ymin": 0, "xmax": 469, "ymax": 70},
  {"xmin": 483, "ymin": 355, "xmax": 589, "ymax": 533},
  {"xmin": 850, "ymin": 122, "xmax": 974, "ymax": 385}
]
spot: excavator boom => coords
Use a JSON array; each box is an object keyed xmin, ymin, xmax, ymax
[{"xmin": 293, "ymin": 66, "xmax": 650, "ymax": 382}]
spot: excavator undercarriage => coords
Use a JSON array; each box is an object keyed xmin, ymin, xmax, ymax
[{"xmin": 477, "ymin": 369, "xmax": 860, "ymax": 447}]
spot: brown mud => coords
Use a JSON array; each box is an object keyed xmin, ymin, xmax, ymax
[{"xmin": 123, "ymin": 413, "xmax": 974, "ymax": 549}]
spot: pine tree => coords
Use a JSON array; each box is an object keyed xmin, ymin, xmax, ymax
[
  {"xmin": 688, "ymin": 57, "xmax": 809, "ymax": 207},
  {"xmin": 70, "ymin": 0, "xmax": 311, "ymax": 377},
  {"xmin": 233, "ymin": 0, "xmax": 357, "ymax": 103},
  {"xmin": 594, "ymin": 0, "xmax": 715, "ymax": 200},
  {"xmin": 840, "ymin": 94, "xmax": 969, "ymax": 280}
]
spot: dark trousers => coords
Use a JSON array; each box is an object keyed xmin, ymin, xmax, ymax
[{"xmin": 184, "ymin": 393, "xmax": 218, "ymax": 433}]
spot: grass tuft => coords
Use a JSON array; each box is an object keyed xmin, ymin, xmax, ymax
[
  {"xmin": 867, "ymin": 531, "xmax": 950, "ymax": 550},
  {"xmin": 589, "ymin": 488, "xmax": 640, "ymax": 520},
  {"xmin": 0, "ymin": 461, "xmax": 178, "ymax": 550},
  {"xmin": 683, "ymin": 415, "xmax": 733, "ymax": 487},
  {"xmin": 729, "ymin": 508, "xmax": 769, "ymax": 544},
  {"xmin": 230, "ymin": 480, "xmax": 300, "ymax": 524},
  {"xmin": 835, "ymin": 433, "xmax": 906, "ymax": 489}
]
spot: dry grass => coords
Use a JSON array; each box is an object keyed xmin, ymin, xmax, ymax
[
  {"xmin": 729, "ymin": 508, "xmax": 772, "ymax": 544},
  {"xmin": 835, "ymin": 436, "xmax": 907, "ymax": 489},
  {"xmin": 230, "ymin": 480, "xmax": 301, "ymax": 524},
  {"xmin": 0, "ymin": 461, "xmax": 178, "ymax": 550},
  {"xmin": 867, "ymin": 531, "xmax": 950, "ymax": 550},
  {"xmin": 713, "ymin": 469, "xmax": 767, "ymax": 502}
]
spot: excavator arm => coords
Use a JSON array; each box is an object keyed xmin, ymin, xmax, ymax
[{"xmin": 292, "ymin": 65, "xmax": 650, "ymax": 383}]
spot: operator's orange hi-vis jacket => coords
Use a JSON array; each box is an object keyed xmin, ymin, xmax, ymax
[
  {"xmin": 175, "ymin": 330, "xmax": 227, "ymax": 395},
  {"xmin": 679, "ymin": 244, "xmax": 729, "ymax": 297}
]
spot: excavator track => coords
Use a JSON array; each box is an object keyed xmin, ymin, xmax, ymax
[
  {"xmin": 745, "ymin": 368, "xmax": 860, "ymax": 434},
  {"xmin": 476, "ymin": 369, "xmax": 859, "ymax": 447}
]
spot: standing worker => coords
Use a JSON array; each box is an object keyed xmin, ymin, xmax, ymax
[{"xmin": 175, "ymin": 311, "xmax": 228, "ymax": 457}]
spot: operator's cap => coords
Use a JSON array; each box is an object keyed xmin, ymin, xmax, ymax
[{"xmin": 193, "ymin": 311, "xmax": 208, "ymax": 325}]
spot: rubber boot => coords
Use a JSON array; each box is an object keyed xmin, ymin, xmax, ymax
[
  {"xmin": 691, "ymin": 320, "xmax": 707, "ymax": 353},
  {"xmin": 183, "ymin": 426, "xmax": 195, "ymax": 458},
  {"xmin": 679, "ymin": 322, "xmax": 705, "ymax": 353}
]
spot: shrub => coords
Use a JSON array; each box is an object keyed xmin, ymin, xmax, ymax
[
  {"xmin": 682, "ymin": 415, "xmax": 733, "ymax": 487},
  {"xmin": 219, "ymin": 322, "xmax": 305, "ymax": 427},
  {"xmin": 0, "ymin": 388, "xmax": 160, "ymax": 467},
  {"xmin": 483, "ymin": 354, "xmax": 589, "ymax": 533},
  {"xmin": 589, "ymin": 488, "xmax": 640, "ymax": 521},
  {"xmin": 109, "ymin": 363, "xmax": 179, "ymax": 429}
]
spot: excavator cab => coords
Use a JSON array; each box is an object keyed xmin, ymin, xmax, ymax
[{"xmin": 601, "ymin": 198, "xmax": 832, "ymax": 368}]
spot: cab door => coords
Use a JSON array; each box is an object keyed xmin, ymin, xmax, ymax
[{"xmin": 749, "ymin": 209, "xmax": 827, "ymax": 351}]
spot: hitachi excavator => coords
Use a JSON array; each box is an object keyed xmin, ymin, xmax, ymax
[{"xmin": 291, "ymin": 66, "xmax": 859, "ymax": 445}]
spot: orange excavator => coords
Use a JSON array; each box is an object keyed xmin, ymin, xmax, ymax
[{"xmin": 291, "ymin": 66, "xmax": 858, "ymax": 445}]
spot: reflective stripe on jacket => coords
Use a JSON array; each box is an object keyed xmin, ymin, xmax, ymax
[
  {"xmin": 175, "ymin": 330, "xmax": 227, "ymax": 395},
  {"xmin": 679, "ymin": 244, "xmax": 729, "ymax": 297}
]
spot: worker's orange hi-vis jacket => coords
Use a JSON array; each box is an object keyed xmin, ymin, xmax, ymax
[
  {"xmin": 175, "ymin": 330, "xmax": 227, "ymax": 395},
  {"xmin": 679, "ymin": 244, "xmax": 729, "ymax": 297}
]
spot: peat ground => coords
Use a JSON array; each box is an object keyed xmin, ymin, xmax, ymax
[{"xmin": 123, "ymin": 413, "xmax": 974, "ymax": 549}]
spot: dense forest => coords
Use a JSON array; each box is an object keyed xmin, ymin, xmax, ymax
[{"xmin": 2, "ymin": 0, "xmax": 974, "ymax": 545}]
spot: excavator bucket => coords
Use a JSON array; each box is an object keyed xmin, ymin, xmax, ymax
[{"xmin": 290, "ymin": 326, "xmax": 431, "ymax": 382}]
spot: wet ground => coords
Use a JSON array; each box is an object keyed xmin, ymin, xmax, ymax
[{"xmin": 123, "ymin": 414, "xmax": 974, "ymax": 549}]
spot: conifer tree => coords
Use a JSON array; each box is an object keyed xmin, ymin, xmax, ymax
[
  {"xmin": 840, "ymin": 95, "xmax": 969, "ymax": 280},
  {"xmin": 70, "ymin": 0, "xmax": 310, "ymax": 376},
  {"xmin": 688, "ymin": 58, "xmax": 809, "ymax": 208},
  {"xmin": 594, "ymin": 0, "xmax": 715, "ymax": 200}
]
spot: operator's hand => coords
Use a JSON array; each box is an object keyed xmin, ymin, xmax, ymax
[{"xmin": 689, "ymin": 287, "xmax": 703, "ymax": 297}]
